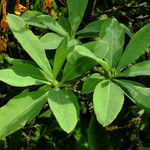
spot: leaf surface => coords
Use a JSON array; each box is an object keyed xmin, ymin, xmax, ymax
[
  {"xmin": 48, "ymin": 88, "xmax": 79, "ymax": 133},
  {"xmin": 7, "ymin": 14, "xmax": 53, "ymax": 80},
  {"xmin": 117, "ymin": 24, "xmax": 150, "ymax": 70},
  {"xmin": 118, "ymin": 60, "xmax": 150, "ymax": 77},
  {"xmin": 93, "ymin": 80, "xmax": 124, "ymax": 126},
  {"xmin": 53, "ymin": 37, "xmax": 68, "ymax": 78},
  {"xmin": 0, "ymin": 88, "xmax": 48, "ymax": 139},
  {"xmin": 67, "ymin": 0, "xmax": 88, "ymax": 35},
  {"xmin": 40, "ymin": 33, "xmax": 63, "ymax": 50},
  {"xmin": 115, "ymin": 79, "xmax": 150, "ymax": 110}
]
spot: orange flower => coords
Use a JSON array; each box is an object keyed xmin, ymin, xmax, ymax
[
  {"xmin": 0, "ymin": 0, "xmax": 9, "ymax": 32},
  {"xmin": 42, "ymin": 0, "xmax": 52, "ymax": 16},
  {"xmin": 0, "ymin": 37, "xmax": 7, "ymax": 53},
  {"xmin": 14, "ymin": 0, "xmax": 26, "ymax": 16}
]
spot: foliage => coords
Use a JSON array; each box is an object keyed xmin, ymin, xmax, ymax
[{"xmin": 0, "ymin": 0, "xmax": 150, "ymax": 149}]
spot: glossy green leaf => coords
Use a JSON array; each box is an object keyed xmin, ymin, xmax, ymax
[
  {"xmin": 53, "ymin": 37, "xmax": 69, "ymax": 79},
  {"xmin": 117, "ymin": 24, "xmax": 150, "ymax": 70},
  {"xmin": 88, "ymin": 116, "xmax": 108, "ymax": 150},
  {"xmin": 7, "ymin": 14, "xmax": 53, "ymax": 80},
  {"xmin": 82, "ymin": 73, "xmax": 104, "ymax": 94},
  {"xmin": 118, "ymin": 60, "xmax": 150, "ymax": 77},
  {"xmin": 0, "ymin": 88, "xmax": 48, "ymax": 139},
  {"xmin": 0, "ymin": 60, "xmax": 49, "ymax": 87},
  {"xmin": 40, "ymin": 33, "xmax": 63, "ymax": 50},
  {"xmin": 93, "ymin": 80, "xmax": 124, "ymax": 126},
  {"xmin": 48, "ymin": 88, "xmax": 79, "ymax": 133},
  {"xmin": 84, "ymin": 40, "xmax": 109, "ymax": 59},
  {"xmin": 37, "ymin": 15, "xmax": 68, "ymax": 36},
  {"xmin": 114, "ymin": 79, "xmax": 150, "ymax": 110},
  {"xmin": 101, "ymin": 18, "xmax": 124, "ymax": 67},
  {"xmin": 67, "ymin": 0, "xmax": 88, "ymax": 35}
]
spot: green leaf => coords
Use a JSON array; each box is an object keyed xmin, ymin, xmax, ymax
[
  {"xmin": 117, "ymin": 24, "xmax": 150, "ymax": 70},
  {"xmin": 40, "ymin": 33, "xmax": 63, "ymax": 50},
  {"xmin": 62, "ymin": 49, "xmax": 96, "ymax": 82},
  {"xmin": 120, "ymin": 23, "xmax": 133, "ymax": 38},
  {"xmin": 84, "ymin": 40, "xmax": 109, "ymax": 59},
  {"xmin": 76, "ymin": 20, "xmax": 104, "ymax": 36},
  {"xmin": 58, "ymin": 17, "xmax": 71, "ymax": 36},
  {"xmin": 114, "ymin": 79, "xmax": 150, "ymax": 110},
  {"xmin": 7, "ymin": 14, "xmax": 53, "ymax": 80},
  {"xmin": 93, "ymin": 80, "xmax": 124, "ymax": 126},
  {"xmin": 0, "ymin": 60, "xmax": 49, "ymax": 87},
  {"xmin": 48, "ymin": 88, "xmax": 79, "ymax": 133},
  {"xmin": 88, "ymin": 116, "xmax": 108, "ymax": 150},
  {"xmin": 82, "ymin": 74, "xmax": 105, "ymax": 94},
  {"xmin": 53, "ymin": 37, "xmax": 69, "ymax": 79},
  {"xmin": 67, "ymin": 0, "xmax": 88, "ymax": 36},
  {"xmin": 62, "ymin": 45, "xmax": 109, "ymax": 82},
  {"xmin": 74, "ymin": 46, "xmax": 110, "ymax": 71},
  {"xmin": 101, "ymin": 18, "xmax": 124, "ymax": 67},
  {"xmin": 118, "ymin": 60, "xmax": 150, "ymax": 77},
  {"xmin": 0, "ymin": 88, "xmax": 48, "ymax": 139},
  {"xmin": 37, "ymin": 15, "xmax": 68, "ymax": 36},
  {"xmin": 21, "ymin": 11, "xmax": 47, "ymax": 28}
]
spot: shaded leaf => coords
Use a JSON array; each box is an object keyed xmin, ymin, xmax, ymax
[
  {"xmin": 53, "ymin": 37, "xmax": 69, "ymax": 79},
  {"xmin": 88, "ymin": 116, "xmax": 108, "ymax": 150},
  {"xmin": 82, "ymin": 73, "xmax": 104, "ymax": 94}
]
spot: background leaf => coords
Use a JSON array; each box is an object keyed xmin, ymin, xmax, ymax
[
  {"xmin": 21, "ymin": 11, "xmax": 46, "ymax": 28},
  {"xmin": 67, "ymin": 0, "xmax": 88, "ymax": 36},
  {"xmin": 37, "ymin": 15, "xmax": 68, "ymax": 36},
  {"xmin": 117, "ymin": 24, "xmax": 150, "ymax": 70},
  {"xmin": 93, "ymin": 80, "xmax": 124, "ymax": 126},
  {"xmin": 76, "ymin": 20, "xmax": 104, "ymax": 36},
  {"xmin": 48, "ymin": 88, "xmax": 79, "ymax": 133},
  {"xmin": 82, "ymin": 74, "xmax": 105, "ymax": 94},
  {"xmin": 114, "ymin": 79, "xmax": 150, "ymax": 110},
  {"xmin": 40, "ymin": 33, "xmax": 63, "ymax": 50},
  {"xmin": 0, "ymin": 88, "xmax": 48, "ymax": 139},
  {"xmin": 88, "ymin": 116, "xmax": 108, "ymax": 150}
]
